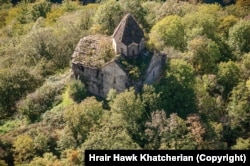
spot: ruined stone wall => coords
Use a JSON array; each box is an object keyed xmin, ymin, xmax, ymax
[
  {"xmin": 144, "ymin": 53, "xmax": 166, "ymax": 84},
  {"xmin": 71, "ymin": 62, "xmax": 104, "ymax": 97},
  {"xmin": 102, "ymin": 61, "xmax": 129, "ymax": 96},
  {"xmin": 72, "ymin": 60, "xmax": 129, "ymax": 98}
]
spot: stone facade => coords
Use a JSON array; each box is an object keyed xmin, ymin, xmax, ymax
[
  {"xmin": 102, "ymin": 61, "xmax": 129, "ymax": 96},
  {"xmin": 72, "ymin": 59, "xmax": 130, "ymax": 97}
]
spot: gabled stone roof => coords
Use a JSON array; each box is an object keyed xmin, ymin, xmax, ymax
[{"xmin": 112, "ymin": 13, "xmax": 144, "ymax": 46}]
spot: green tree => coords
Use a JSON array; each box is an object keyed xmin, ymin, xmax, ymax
[
  {"xmin": 229, "ymin": 20, "xmax": 250, "ymax": 55},
  {"xmin": 218, "ymin": 15, "xmax": 238, "ymax": 38},
  {"xmin": 68, "ymin": 79, "xmax": 87, "ymax": 103},
  {"xmin": 17, "ymin": 82, "xmax": 64, "ymax": 122},
  {"xmin": 110, "ymin": 88, "xmax": 146, "ymax": 143},
  {"xmin": 236, "ymin": 0, "xmax": 250, "ymax": 7},
  {"xmin": 217, "ymin": 61, "xmax": 241, "ymax": 98},
  {"xmin": 64, "ymin": 97, "xmax": 103, "ymax": 145},
  {"xmin": 240, "ymin": 53, "xmax": 250, "ymax": 79},
  {"xmin": 0, "ymin": 68, "xmax": 41, "ymax": 118},
  {"xmin": 0, "ymin": 0, "xmax": 11, "ymax": 8},
  {"xmin": 156, "ymin": 59, "xmax": 196, "ymax": 118},
  {"xmin": 22, "ymin": 25, "xmax": 81, "ymax": 75},
  {"xmin": 30, "ymin": 0, "xmax": 51, "ymax": 21},
  {"xmin": 45, "ymin": 6, "xmax": 66, "ymax": 26},
  {"xmin": 224, "ymin": 4, "xmax": 250, "ymax": 18},
  {"xmin": 17, "ymin": 1, "xmax": 32, "ymax": 24},
  {"xmin": 52, "ymin": 26, "xmax": 86, "ymax": 70},
  {"xmin": 79, "ymin": 4, "xmax": 99, "ymax": 30},
  {"xmin": 141, "ymin": 85, "xmax": 161, "ymax": 113},
  {"xmin": 82, "ymin": 125, "xmax": 140, "ymax": 150},
  {"xmin": 0, "ymin": 8, "xmax": 9, "ymax": 28},
  {"xmin": 187, "ymin": 36, "xmax": 221, "ymax": 74},
  {"xmin": 195, "ymin": 75, "xmax": 224, "ymax": 121},
  {"xmin": 231, "ymin": 137, "xmax": 250, "ymax": 150},
  {"xmin": 57, "ymin": 126, "xmax": 78, "ymax": 151},
  {"xmin": 167, "ymin": 59, "xmax": 195, "ymax": 88},
  {"xmin": 155, "ymin": 0, "xmax": 195, "ymax": 21},
  {"xmin": 92, "ymin": 0, "xmax": 123, "ymax": 34},
  {"xmin": 82, "ymin": 109, "xmax": 140, "ymax": 149},
  {"xmin": 204, "ymin": 121, "xmax": 227, "ymax": 150},
  {"xmin": 183, "ymin": 4, "xmax": 221, "ymax": 41},
  {"xmin": 141, "ymin": 1, "xmax": 162, "ymax": 29},
  {"xmin": 226, "ymin": 81, "xmax": 250, "ymax": 135},
  {"xmin": 28, "ymin": 28, "xmax": 57, "ymax": 61},
  {"xmin": 59, "ymin": 149, "xmax": 82, "ymax": 166},
  {"xmin": 62, "ymin": 0, "xmax": 80, "ymax": 12},
  {"xmin": 33, "ymin": 133, "xmax": 51, "ymax": 156},
  {"xmin": 0, "ymin": 138, "xmax": 12, "ymax": 166},
  {"xmin": 0, "ymin": 160, "xmax": 7, "ymax": 166},
  {"xmin": 28, "ymin": 153, "xmax": 59, "ymax": 166},
  {"xmin": 149, "ymin": 15, "xmax": 185, "ymax": 51},
  {"xmin": 13, "ymin": 135, "xmax": 35, "ymax": 165}
]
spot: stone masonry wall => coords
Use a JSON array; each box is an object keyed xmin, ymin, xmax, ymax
[
  {"xmin": 144, "ymin": 52, "xmax": 166, "ymax": 84},
  {"xmin": 102, "ymin": 61, "xmax": 129, "ymax": 96}
]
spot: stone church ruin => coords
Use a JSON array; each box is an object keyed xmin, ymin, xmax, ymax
[{"xmin": 71, "ymin": 13, "xmax": 165, "ymax": 98}]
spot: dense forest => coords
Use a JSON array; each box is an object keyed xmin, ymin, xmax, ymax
[{"xmin": 0, "ymin": 0, "xmax": 250, "ymax": 165}]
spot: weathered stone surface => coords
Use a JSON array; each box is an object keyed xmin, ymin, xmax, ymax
[
  {"xmin": 102, "ymin": 61, "xmax": 129, "ymax": 96},
  {"xmin": 144, "ymin": 52, "xmax": 166, "ymax": 84},
  {"xmin": 72, "ymin": 35, "xmax": 113, "ymax": 68},
  {"xmin": 71, "ymin": 62, "xmax": 103, "ymax": 97}
]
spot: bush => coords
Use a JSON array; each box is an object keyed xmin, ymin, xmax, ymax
[
  {"xmin": 68, "ymin": 79, "xmax": 87, "ymax": 103},
  {"xmin": 30, "ymin": 0, "xmax": 52, "ymax": 21},
  {"xmin": 13, "ymin": 135, "xmax": 35, "ymax": 164},
  {"xmin": 64, "ymin": 97, "xmax": 103, "ymax": 144},
  {"xmin": 0, "ymin": 10, "xmax": 8, "ymax": 28},
  {"xmin": 0, "ymin": 68, "xmax": 42, "ymax": 118},
  {"xmin": 17, "ymin": 81, "xmax": 65, "ymax": 123}
]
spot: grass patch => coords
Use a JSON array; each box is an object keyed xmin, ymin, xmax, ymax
[{"xmin": 62, "ymin": 87, "xmax": 74, "ymax": 107}]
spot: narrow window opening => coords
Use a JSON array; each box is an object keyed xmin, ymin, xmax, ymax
[
  {"xmin": 96, "ymin": 70, "xmax": 99, "ymax": 78},
  {"xmin": 80, "ymin": 66, "xmax": 85, "ymax": 72}
]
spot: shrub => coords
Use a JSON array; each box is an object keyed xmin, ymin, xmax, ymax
[
  {"xmin": 0, "ymin": 68, "xmax": 42, "ymax": 118},
  {"xmin": 67, "ymin": 79, "xmax": 87, "ymax": 103},
  {"xmin": 30, "ymin": 0, "xmax": 52, "ymax": 21},
  {"xmin": 17, "ymin": 81, "xmax": 65, "ymax": 123}
]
